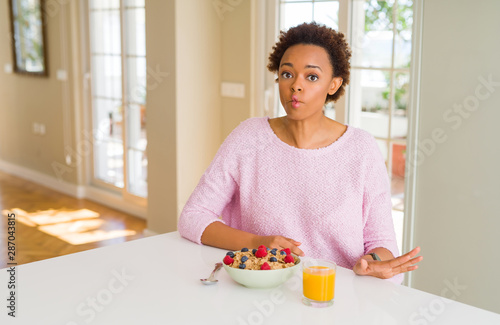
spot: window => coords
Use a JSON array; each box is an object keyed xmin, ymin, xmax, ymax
[
  {"xmin": 276, "ymin": 0, "xmax": 413, "ymax": 252},
  {"xmin": 88, "ymin": 0, "xmax": 147, "ymax": 199},
  {"xmin": 349, "ymin": 0, "xmax": 412, "ymax": 252}
]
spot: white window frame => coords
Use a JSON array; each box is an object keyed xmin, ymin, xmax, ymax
[{"xmin": 80, "ymin": 0, "xmax": 147, "ymax": 214}]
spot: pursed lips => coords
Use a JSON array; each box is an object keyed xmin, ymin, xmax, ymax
[{"xmin": 290, "ymin": 95, "xmax": 301, "ymax": 108}]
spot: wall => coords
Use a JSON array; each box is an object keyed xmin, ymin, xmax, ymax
[
  {"xmin": 145, "ymin": 0, "xmax": 179, "ymax": 233},
  {"xmin": 174, "ymin": 0, "xmax": 223, "ymax": 221},
  {"xmin": 0, "ymin": 1, "xmax": 78, "ymax": 185},
  {"xmin": 411, "ymin": 0, "xmax": 500, "ymax": 314},
  {"xmin": 220, "ymin": 0, "xmax": 253, "ymax": 139}
]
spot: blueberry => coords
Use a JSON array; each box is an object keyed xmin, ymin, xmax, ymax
[
  {"xmin": 270, "ymin": 250, "xmax": 277, "ymax": 256},
  {"xmin": 239, "ymin": 264, "xmax": 246, "ymax": 269},
  {"xmin": 252, "ymin": 249, "xmax": 257, "ymax": 255},
  {"xmin": 241, "ymin": 248, "xmax": 249, "ymax": 252},
  {"xmin": 241, "ymin": 256, "xmax": 248, "ymax": 263},
  {"xmin": 280, "ymin": 251, "xmax": 286, "ymax": 255},
  {"xmin": 226, "ymin": 251, "xmax": 235, "ymax": 258},
  {"xmin": 270, "ymin": 257, "xmax": 277, "ymax": 262},
  {"xmin": 266, "ymin": 248, "xmax": 270, "ymax": 251}
]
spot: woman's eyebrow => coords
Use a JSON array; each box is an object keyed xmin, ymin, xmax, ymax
[
  {"xmin": 280, "ymin": 62, "xmax": 322, "ymax": 72},
  {"xmin": 305, "ymin": 64, "xmax": 322, "ymax": 71}
]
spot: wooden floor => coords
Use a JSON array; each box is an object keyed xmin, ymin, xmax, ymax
[{"xmin": 0, "ymin": 171, "xmax": 146, "ymax": 269}]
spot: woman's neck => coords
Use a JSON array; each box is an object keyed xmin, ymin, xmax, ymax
[{"xmin": 271, "ymin": 113, "xmax": 343, "ymax": 149}]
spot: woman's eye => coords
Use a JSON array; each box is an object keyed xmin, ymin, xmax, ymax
[
  {"xmin": 281, "ymin": 72, "xmax": 292, "ymax": 79},
  {"xmin": 307, "ymin": 75, "xmax": 319, "ymax": 81}
]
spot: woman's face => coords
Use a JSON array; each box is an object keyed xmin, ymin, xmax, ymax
[{"xmin": 278, "ymin": 44, "xmax": 342, "ymax": 121}]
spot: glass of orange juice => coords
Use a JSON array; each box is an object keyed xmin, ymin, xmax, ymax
[{"xmin": 302, "ymin": 259, "xmax": 336, "ymax": 307}]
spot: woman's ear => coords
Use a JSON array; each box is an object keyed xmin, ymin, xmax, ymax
[{"xmin": 328, "ymin": 77, "xmax": 343, "ymax": 95}]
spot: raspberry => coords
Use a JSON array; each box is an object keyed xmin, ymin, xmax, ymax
[
  {"xmin": 284, "ymin": 255, "xmax": 294, "ymax": 263},
  {"xmin": 223, "ymin": 255, "xmax": 234, "ymax": 265},
  {"xmin": 258, "ymin": 245, "xmax": 267, "ymax": 250},
  {"xmin": 255, "ymin": 248, "xmax": 267, "ymax": 258},
  {"xmin": 283, "ymin": 248, "xmax": 291, "ymax": 255},
  {"xmin": 261, "ymin": 262, "xmax": 271, "ymax": 270}
]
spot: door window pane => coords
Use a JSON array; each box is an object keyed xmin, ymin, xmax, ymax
[
  {"xmin": 94, "ymin": 140, "xmax": 124, "ymax": 187},
  {"xmin": 89, "ymin": 0, "xmax": 147, "ymax": 198},
  {"xmin": 352, "ymin": 0, "xmax": 395, "ymax": 68},
  {"xmin": 91, "ymin": 55, "xmax": 122, "ymax": 99},
  {"xmin": 90, "ymin": 10, "xmax": 121, "ymax": 55},
  {"xmin": 125, "ymin": 8, "xmax": 146, "ymax": 56},
  {"xmin": 394, "ymin": 0, "xmax": 413, "ymax": 68},
  {"xmin": 391, "ymin": 71, "xmax": 410, "ymax": 139},
  {"xmin": 126, "ymin": 56, "xmax": 147, "ymax": 104},
  {"xmin": 313, "ymin": 1, "xmax": 339, "ymax": 29},
  {"xmin": 280, "ymin": 2, "xmax": 313, "ymax": 30}
]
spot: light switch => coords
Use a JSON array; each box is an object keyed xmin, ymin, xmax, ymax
[
  {"xmin": 4, "ymin": 63, "xmax": 13, "ymax": 74},
  {"xmin": 57, "ymin": 69, "xmax": 68, "ymax": 81},
  {"xmin": 221, "ymin": 82, "xmax": 245, "ymax": 98}
]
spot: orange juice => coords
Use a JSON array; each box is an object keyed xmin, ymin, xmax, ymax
[{"xmin": 303, "ymin": 266, "xmax": 335, "ymax": 301}]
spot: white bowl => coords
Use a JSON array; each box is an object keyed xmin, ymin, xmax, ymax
[{"xmin": 222, "ymin": 254, "xmax": 301, "ymax": 289}]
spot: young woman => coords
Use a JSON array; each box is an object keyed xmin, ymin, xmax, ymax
[{"xmin": 178, "ymin": 22, "xmax": 421, "ymax": 282}]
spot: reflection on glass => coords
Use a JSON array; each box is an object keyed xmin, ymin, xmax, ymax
[
  {"xmin": 280, "ymin": 2, "xmax": 313, "ymax": 30},
  {"xmin": 313, "ymin": 1, "xmax": 339, "ymax": 29}
]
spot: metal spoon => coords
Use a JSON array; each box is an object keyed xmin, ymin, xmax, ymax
[{"xmin": 200, "ymin": 262, "xmax": 223, "ymax": 285}]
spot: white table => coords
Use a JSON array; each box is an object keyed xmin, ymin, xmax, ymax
[{"xmin": 1, "ymin": 231, "xmax": 499, "ymax": 325}]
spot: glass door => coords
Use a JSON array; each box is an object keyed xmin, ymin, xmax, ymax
[{"xmin": 88, "ymin": 0, "xmax": 147, "ymax": 200}]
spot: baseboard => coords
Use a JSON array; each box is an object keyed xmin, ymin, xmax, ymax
[
  {"xmin": 0, "ymin": 159, "xmax": 146, "ymax": 219},
  {"xmin": 0, "ymin": 159, "xmax": 85, "ymax": 198}
]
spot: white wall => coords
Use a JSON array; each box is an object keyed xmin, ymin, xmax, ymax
[
  {"xmin": 175, "ymin": 0, "xmax": 222, "ymax": 216},
  {"xmin": 146, "ymin": 0, "xmax": 223, "ymax": 234},
  {"xmin": 410, "ymin": 0, "xmax": 500, "ymax": 314}
]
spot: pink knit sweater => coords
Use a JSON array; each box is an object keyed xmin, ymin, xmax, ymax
[{"xmin": 179, "ymin": 117, "xmax": 401, "ymax": 281}]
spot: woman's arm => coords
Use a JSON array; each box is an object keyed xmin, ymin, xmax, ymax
[{"xmin": 201, "ymin": 221, "xmax": 305, "ymax": 256}]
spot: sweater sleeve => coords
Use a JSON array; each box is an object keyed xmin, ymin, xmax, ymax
[
  {"xmin": 177, "ymin": 126, "xmax": 241, "ymax": 245},
  {"xmin": 361, "ymin": 136, "xmax": 404, "ymax": 284}
]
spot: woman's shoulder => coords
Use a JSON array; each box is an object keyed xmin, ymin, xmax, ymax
[
  {"xmin": 230, "ymin": 117, "xmax": 268, "ymax": 135},
  {"xmin": 344, "ymin": 125, "xmax": 378, "ymax": 151},
  {"xmin": 223, "ymin": 117, "xmax": 269, "ymax": 143},
  {"xmin": 218, "ymin": 117, "xmax": 270, "ymax": 153}
]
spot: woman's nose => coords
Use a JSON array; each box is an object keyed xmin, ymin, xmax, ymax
[{"xmin": 291, "ymin": 78, "xmax": 303, "ymax": 92}]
